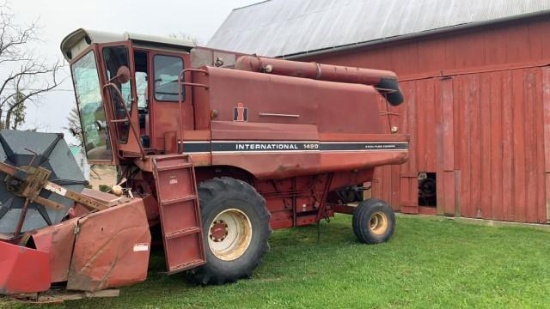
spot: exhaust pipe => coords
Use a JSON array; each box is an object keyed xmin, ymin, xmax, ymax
[{"xmin": 235, "ymin": 56, "xmax": 404, "ymax": 106}]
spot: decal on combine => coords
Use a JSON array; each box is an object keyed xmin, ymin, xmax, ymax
[
  {"xmin": 180, "ymin": 141, "xmax": 409, "ymax": 154},
  {"xmin": 233, "ymin": 103, "xmax": 248, "ymax": 122},
  {"xmin": 235, "ymin": 143, "xmax": 300, "ymax": 150},
  {"xmin": 45, "ymin": 182, "xmax": 67, "ymax": 196},
  {"xmin": 133, "ymin": 243, "xmax": 150, "ymax": 252},
  {"xmin": 169, "ymin": 176, "xmax": 178, "ymax": 185}
]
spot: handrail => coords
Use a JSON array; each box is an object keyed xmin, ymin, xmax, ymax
[
  {"xmin": 176, "ymin": 68, "xmax": 209, "ymax": 152},
  {"xmin": 180, "ymin": 82, "xmax": 209, "ymax": 89},
  {"xmin": 110, "ymin": 118, "xmax": 130, "ymax": 123},
  {"xmin": 178, "ymin": 68, "xmax": 209, "ymax": 89}
]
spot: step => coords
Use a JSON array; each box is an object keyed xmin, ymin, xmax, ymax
[
  {"xmin": 167, "ymin": 259, "xmax": 206, "ymax": 274},
  {"xmin": 165, "ymin": 227, "xmax": 201, "ymax": 240},
  {"xmin": 155, "ymin": 163, "xmax": 193, "ymax": 172},
  {"xmin": 160, "ymin": 195, "xmax": 197, "ymax": 206}
]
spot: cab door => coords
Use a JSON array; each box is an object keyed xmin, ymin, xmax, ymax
[
  {"xmin": 99, "ymin": 42, "xmax": 143, "ymax": 159},
  {"xmin": 147, "ymin": 51, "xmax": 191, "ymax": 152}
]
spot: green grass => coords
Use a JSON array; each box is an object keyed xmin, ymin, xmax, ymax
[{"xmin": 2, "ymin": 215, "xmax": 549, "ymax": 308}]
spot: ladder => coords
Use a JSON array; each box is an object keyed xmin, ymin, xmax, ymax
[{"xmin": 152, "ymin": 154, "xmax": 206, "ymax": 274}]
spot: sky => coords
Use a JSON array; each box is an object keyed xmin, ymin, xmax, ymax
[{"xmin": 7, "ymin": 0, "xmax": 260, "ymax": 144}]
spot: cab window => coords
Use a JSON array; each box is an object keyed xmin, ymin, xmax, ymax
[{"xmin": 154, "ymin": 55, "xmax": 184, "ymax": 101}]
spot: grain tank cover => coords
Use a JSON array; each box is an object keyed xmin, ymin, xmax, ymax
[
  {"xmin": 0, "ymin": 131, "xmax": 87, "ymax": 235},
  {"xmin": 234, "ymin": 56, "xmax": 404, "ymax": 106}
]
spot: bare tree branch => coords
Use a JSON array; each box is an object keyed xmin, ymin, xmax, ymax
[
  {"xmin": 0, "ymin": 2, "xmax": 63, "ymax": 129},
  {"xmin": 64, "ymin": 106, "xmax": 83, "ymax": 146}
]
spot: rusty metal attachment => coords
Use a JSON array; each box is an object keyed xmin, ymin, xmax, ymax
[{"xmin": 0, "ymin": 131, "xmax": 88, "ymax": 235}]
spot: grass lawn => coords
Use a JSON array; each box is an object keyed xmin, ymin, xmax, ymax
[{"xmin": 2, "ymin": 215, "xmax": 549, "ymax": 308}]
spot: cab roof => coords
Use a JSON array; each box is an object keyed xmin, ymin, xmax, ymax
[{"xmin": 60, "ymin": 28, "xmax": 196, "ymax": 61}]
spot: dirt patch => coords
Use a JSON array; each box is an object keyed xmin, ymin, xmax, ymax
[{"xmin": 88, "ymin": 165, "xmax": 117, "ymax": 190}]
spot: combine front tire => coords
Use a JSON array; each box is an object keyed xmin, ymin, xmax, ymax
[
  {"xmin": 189, "ymin": 177, "xmax": 271, "ymax": 285},
  {"xmin": 352, "ymin": 199, "xmax": 395, "ymax": 244}
]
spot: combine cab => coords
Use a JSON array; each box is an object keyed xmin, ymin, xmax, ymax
[{"xmin": 0, "ymin": 29, "xmax": 408, "ymax": 298}]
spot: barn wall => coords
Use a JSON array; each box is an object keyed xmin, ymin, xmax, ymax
[
  {"xmin": 299, "ymin": 17, "xmax": 550, "ymax": 223},
  {"xmin": 299, "ymin": 16, "xmax": 550, "ymax": 80}
]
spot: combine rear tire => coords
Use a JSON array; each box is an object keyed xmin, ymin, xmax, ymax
[
  {"xmin": 352, "ymin": 199, "xmax": 395, "ymax": 244},
  {"xmin": 189, "ymin": 177, "xmax": 271, "ymax": 285}
]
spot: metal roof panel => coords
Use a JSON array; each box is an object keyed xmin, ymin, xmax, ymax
[{"xmin": 208, "ymin": 0, "xmax": 550, "ymax": 57}]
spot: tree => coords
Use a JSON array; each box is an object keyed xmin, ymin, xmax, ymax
[
  {"xmin": 0, "ymin": 2, "xmax": 62, "ymax": 130},
  {"xmin": 65, "ymin": 106, "xmax": 83, "ymax": 146},
  {"xmin": 5, "ymin": 90, "xmax": 25, "ymax": 129}
]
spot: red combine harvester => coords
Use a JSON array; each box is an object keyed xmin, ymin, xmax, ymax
[{"xmin": 0, "ymin": 29, "xmax": 408, "ymax": 298}]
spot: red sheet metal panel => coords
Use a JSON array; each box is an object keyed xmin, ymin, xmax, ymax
[
  {"xmin": 0, "ymin": 241, "xmax": 50, "ymax": 294},
  {"xmin": 31, "ymin": 217, "xmax": 78, "ymax": 283},
  {"xmin": 67, "ymin": 199, "xmax": 151, "ymax": 291}
]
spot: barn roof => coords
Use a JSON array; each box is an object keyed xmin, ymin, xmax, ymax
[{"xmin": 207, "ymin": 0, "xmax": 550, "ymax": 57}]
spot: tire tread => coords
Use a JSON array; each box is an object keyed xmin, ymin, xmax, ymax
[
  {"xmin": 352, "ymin": 198, "xmax": 395, "ymax": 244},
  {"xmin": 189, "ymin": 177, "xmax": 271, "ymax": 285}
]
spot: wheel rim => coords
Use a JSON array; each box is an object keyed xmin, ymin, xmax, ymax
[
  {"xmin": 369, "ymin": 211, "xmax": 389, "ymax": 235},
  {"xmin": 208, "ymin": 208, "xmax": 252, "ymax": 261}
]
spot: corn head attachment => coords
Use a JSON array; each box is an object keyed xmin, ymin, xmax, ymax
[{"xmin": 0, "ymin": 130, "xmax": 150, "ymax": 298}]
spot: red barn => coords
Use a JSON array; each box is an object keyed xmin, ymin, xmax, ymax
[{"xmin": 208, "ymin": 0, "xmax": 550, "ymax": 224}]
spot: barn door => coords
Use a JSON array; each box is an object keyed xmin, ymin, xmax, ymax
[{"xmin": 394, "ymin": 78, "xmax": 457, "ymax": 216}]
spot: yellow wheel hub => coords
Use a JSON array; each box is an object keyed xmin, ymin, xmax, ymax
[{"xmin": 369, "ymin": 211, "xmax": 389, "ymax": 235}]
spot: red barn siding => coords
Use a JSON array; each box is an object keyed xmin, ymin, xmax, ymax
[
  {"xmin": 299, "ymin": 16, "xmax": 550, "ymax": 223},
  {"xmin": 374, "ymin": 69, "xmax": 547, "ymax": 223},
  {"xmin": 302, "ymin": 16, "xmax": 550, "ymax": 80},
  {"xmin": 543, "ymin": 67, "xmax": 550, "ymax": 223}
]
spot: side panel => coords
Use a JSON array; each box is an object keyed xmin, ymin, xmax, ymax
[
  {"xmin": 31, "ymin": 217, "xmax": 79, "ymax": 283},
  {"xmin": 0, "ymin": 241, "xmax": 50, "ymax": 294},
  {"xmin": 199, "ymin": 68, "xmax": 408, "ymax": 180},
  {"xmin": 67, "ymin": 199, "xmax": 151, "ymax": 291}
]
